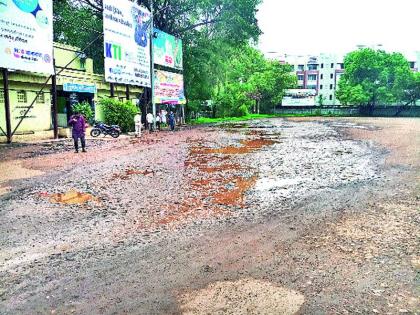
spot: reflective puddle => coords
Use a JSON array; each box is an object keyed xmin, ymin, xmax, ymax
[{"xmin": 46, "ymin": 190, "xmax": 99, "ymax": 205}]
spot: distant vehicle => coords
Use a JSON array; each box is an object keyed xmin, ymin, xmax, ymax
[{"xmin": 90, "ymin": 122, "xmax": 121, "ymax": 138}]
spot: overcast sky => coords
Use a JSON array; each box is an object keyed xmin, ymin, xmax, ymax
[{"xmin": 257, "ymin": 0, "xmax": 420, "ymax": 57}]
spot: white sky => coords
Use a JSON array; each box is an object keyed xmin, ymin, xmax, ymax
[{"xmin": 257, "ymin": 0, "xmax": 420, "ymax": 57}]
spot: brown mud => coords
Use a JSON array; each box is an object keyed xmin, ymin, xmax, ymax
[{"xmin": 0, "ymin": 118, "xmax": 418, "ymax": 314}]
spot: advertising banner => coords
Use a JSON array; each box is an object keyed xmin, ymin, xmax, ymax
[
  {"xmin": 0, "ymin": 0, "xmax": 54, "ymax": 74},
  {"xmin": 153, "ymin": 29, "xmax": 183, "ymax": 70},
  {"xmin": 154, "ymin": 70, "xmax": 186, "ymax": 105},
  {"xmin": 103, "ymin": 0, "xmax": 151, "ymax": 87}
]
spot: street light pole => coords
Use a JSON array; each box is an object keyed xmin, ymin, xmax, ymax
[{"xmin": 150, "ymin": 0, "xmax": 156, "ymax": 131}]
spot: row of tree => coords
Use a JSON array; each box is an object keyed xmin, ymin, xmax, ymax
[
  {"xmin": 53, "ymin": 0, "xmax": 296, "ymax": 118},
  {"xmin": 337, "ymin": 48, "xmax": 420, "ymax": 109}
]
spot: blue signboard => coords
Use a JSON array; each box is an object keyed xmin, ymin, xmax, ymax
[{"xmin": 63, "ymin": 82, "xmax": 97, "ymax": 94}]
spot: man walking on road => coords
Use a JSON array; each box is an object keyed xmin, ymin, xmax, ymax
[
  {"xmin": 134, "ymin": 112, "xmax": 142, "ymax": 137},
  {"xmin": 146, "ymin": 112, "xmax": 154, "ymax": 132},
  {"xmin": 168, "ymin": 111, "xmax": 175, "ymax": 131},
  {"xmin": 68, "ymin": 111, "xmax": 87, "ymax": 153}
]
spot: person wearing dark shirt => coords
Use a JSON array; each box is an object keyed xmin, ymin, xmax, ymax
[{"xmin": 68, "ymin": 112, "xmax": 87, "ymax": 153}]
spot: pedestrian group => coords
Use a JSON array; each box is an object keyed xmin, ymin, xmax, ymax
[{"xmin": 69, "ymin": 109, "xmax": 177, "ymax": 153}]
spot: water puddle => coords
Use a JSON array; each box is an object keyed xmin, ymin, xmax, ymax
[
  {"xmin": 41, "ymin": 190, "xmax": 99, "ymax": 205},
  {"xmin": 213, "ymin": 176, "xmax": 258, "ymax": 207},
  {"xmin": 192, "ymin": 138, "xmax": 277, "ymax": 155},
  {"xmin": 154, "ymin": 130, "xmax": 278, "ymax": 227}
]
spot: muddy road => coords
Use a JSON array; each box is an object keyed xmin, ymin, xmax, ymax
[{"xmin": 0, "ymin": 118, "xmax": 419, "ymax": 314}]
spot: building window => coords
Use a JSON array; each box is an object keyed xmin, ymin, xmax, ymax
[
  {"xmin": 298, "ymin": 64, "xmax": 305, "ymax": 71},
  {"xmin": 321, "ymin": 63, "xmax": 324, "ymax": 69},
  {"xmin": 0, "ymin": 90, "xmax": 4, "ymax": 103},
  {"xmin": 307, "ymin": 85, "xmax": 317, "ymax": 90},
  {"xmin": 331, "ymin": 63, "xmax": 334, "ymax": 68},
  {"xmin": 329, "ymin": 95, "xmax": 333, "ymax": 100},
  {"xmin": 308, "ymin": 74, "xmax": 317, "ymax": 81},
  {"xmin": 297, "ymin": 74, "xmax": 304, "ymax": 81},
  {"xmin": 17, "ymin": 91, "xmax": 27, "ymax": 103},
  {"xmin": 409, "ymin": 62, "xmax": 415, "ymax": 69},
  {"xmin": 339, "ymin": 63, "xmax": 345, "ymax": 69},
  {"xmin": 320, "ymin": 74, "xmax": 323, "ymax": 79},
  {"xmin": 36, "ymin": 92, "xmax": 45, "ymax": 104},
  {"xmin": 330, "ymin": 73, "xmax": 334, "ymax": 79},
  {"xmin": 308, "ymin": 64, "xmax": 318, "ymax": 70},
  {"xmin": 320, "ymin": 85, "xmax": 323, "ymax": 89},
  {"xmin": 330, "ymin": 84, "xmax": 333, "ymax": 89}
]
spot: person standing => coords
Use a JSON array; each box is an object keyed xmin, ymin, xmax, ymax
[
  {"xmin": 160, "ymin": 109, "xmax": 167, "ymax": 127},
  {"xmin": 146, "ymin": 112, "xmax": 154, "ymax": 132},
  {"xmin": 68, "ymin": 111, "xmax": 87, "ymax": 153},
  {"xmin": 168, "ymin": 111, "xmax": 175, "ymax": 131},
  {"xmin": 134, "ymin": 112, "xmax": 142, "ymax": 137},
  {"xmin": 156, "ymin": 112, "xmax": 161, "ymax": 131}
]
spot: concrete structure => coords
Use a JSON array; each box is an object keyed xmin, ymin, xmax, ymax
[
  {"xmin": 0, "ymin": 43, "xmax": 143, "ymax": 137},
  {"xmin": 278, "ymin": 48, "xmax": 420, "ymax": 106}
]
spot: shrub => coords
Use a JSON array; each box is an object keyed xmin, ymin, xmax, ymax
[
  {"xmin": 233, "ymin": 104, "xmax": 249, "ymax": 117},
  {"xmin": 100, "ymin": 98, "xmax": 138, "ymax": 132},
  {"xmin": 72, "ymin": 101, "xmax": 94, "ymax": 123}
]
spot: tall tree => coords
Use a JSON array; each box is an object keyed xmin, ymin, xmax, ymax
[
  {"xmin": 54, "ymin": 0, "xmax": 265, "ymax": 116},
  {"xmin": 213, "ymin": 46, "xmax": 296, "ymax": 117},
  {"xmin": 336, "ymin": 48, "xmax": 414, "ymax": 111}
]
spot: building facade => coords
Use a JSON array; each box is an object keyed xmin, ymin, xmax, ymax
[{"xmin": 0, "ymin": 43, "xmax": 143, "ymax": 136}]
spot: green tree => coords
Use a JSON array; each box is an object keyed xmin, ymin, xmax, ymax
[
  {"xmin": 401, "ymin": 72, "xmax": 420, "ymax": 106},
  {"xmin": 54, "ymin": 0, "xmax": 262, "ymax": 117},
  {"xmin": 336, "ymin": 48, "xmax": 413, "ymax": 112},
  {"xmin": 53, "ymin": 0, "xmax": 104, "ymax": 73},
  {"xmin": 213, "ymin": 46, "xmax": 296, "ymax": 116}
]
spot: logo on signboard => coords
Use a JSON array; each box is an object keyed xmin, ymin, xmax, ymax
[
  {"xmin": 12, "ymin": 0, "xmax": 50, "ymax": 27},
  {"xmin": 105, "ymin": 43, "xmax": 122, "ymax": 60}
]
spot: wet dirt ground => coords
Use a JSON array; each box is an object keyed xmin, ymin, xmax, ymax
[{"xmin": 0, "ymin": 118, "xmax": 419, "ymax": 314}]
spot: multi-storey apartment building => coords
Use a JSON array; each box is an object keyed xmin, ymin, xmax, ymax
[{"xmin": 278, "ymin": 48, "xmax": 420, "ymax": 106}]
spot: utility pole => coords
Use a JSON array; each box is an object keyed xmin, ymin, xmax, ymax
[
  {"xmin": 52, "ymin": 60, "xmax": 58, "ymax": 139},
  {"xmin": 125, "ymin": 85, "xmax": 130, "ymax": 101},
  {"xmin": 110, "ymin": 83, "xmax": 115, "ymax": 98},
  {"xmin": 150, "ymin": 0, "xmax": 156, "ymax": 131},
  {"xmin": 2, "ymin": 68, "xmax": 12, "ymax": 144}
]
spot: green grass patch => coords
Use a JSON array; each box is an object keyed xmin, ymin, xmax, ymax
[{"xmin": 190, "ymin": 112, "xmax": 347, "ymax": 125}]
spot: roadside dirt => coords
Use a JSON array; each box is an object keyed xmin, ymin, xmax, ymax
[{"xmin": 0, "ymin": 118, "xmax": 419, "ymax": 314}]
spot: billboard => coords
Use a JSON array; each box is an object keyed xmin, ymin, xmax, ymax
[
  {"xmin": 282, "ymin": 89, "xmax": 316, "ymax": 106},
  {"xmin": 103, "ymin": 0, "xmax": 151, "ymax": 87},
  {"xmin": 153, "ymin": 29, "xmax": 183, "ymax": 70},
  {"xmin": 154, "ymin": 70, "xmax": 186, "ymax": 105},
  {"xmin": 0, "ymin": 0, "xmax": 54, "ymax": 74}
]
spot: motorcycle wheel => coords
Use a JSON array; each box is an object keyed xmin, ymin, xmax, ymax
[
  {"xmin": 110, "ymin": 130, "xmax": 120, "ymax": 138},
  {"xmin": 90, "ymin": 128, "xmax": 101, "ymax": 137}
]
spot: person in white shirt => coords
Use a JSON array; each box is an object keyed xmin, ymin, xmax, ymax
[
  {"xmin": 146, "ymin": 112, "xmax": 154, "ymax": 132},
  {"xmin": 160, "ymin": 109, "xmax": 167, "ymax": 126},
  {"xmin": 134, "ymin": 112, "xmax": 142, "ymax": 137}
]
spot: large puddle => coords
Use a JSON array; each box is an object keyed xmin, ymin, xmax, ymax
[{"xmin": 155, "ymin": 130, "xmax": 279, "ymax": 227}]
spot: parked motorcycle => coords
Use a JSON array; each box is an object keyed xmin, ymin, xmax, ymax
[{"xmin": 90, "ymin": 122, "xmax": 121, "ymax": 138}]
